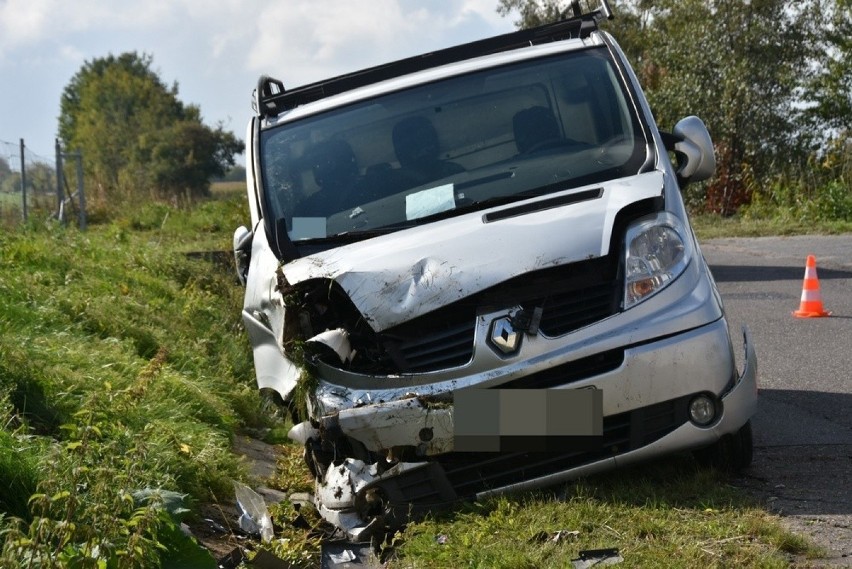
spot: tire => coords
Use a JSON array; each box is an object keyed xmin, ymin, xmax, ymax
[{"xmin": 693, "ymin": 420, "xmax": 754, "ymax": 472}]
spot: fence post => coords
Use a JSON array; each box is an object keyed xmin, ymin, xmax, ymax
[
  {"xmin": 55, "ymin": 138, "xmax": 66, "ymax": 225},
  {"xmin": 19, "ymin": 139, "xmax": 27, "ymax": 223},
  {"xmin": 75, "ymin": 150, "xmax": 86, "ymax": 231}
]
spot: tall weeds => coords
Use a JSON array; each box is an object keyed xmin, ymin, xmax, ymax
[
  {"xmin": 0, "ymin": 190, "xmax": 268, "ymax": 566},
  {"xmin": 741, "ymin": 138, "xmax": 852, "ymax": 223}
]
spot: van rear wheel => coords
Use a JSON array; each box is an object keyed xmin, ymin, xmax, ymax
[{"xmin": 694, "ymin": 420, "xmax": 753, "ymax": 472}]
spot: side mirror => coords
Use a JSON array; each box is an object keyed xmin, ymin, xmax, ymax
[
  {"xmin": 233, "ymin": 226, "xmax": 253, "ymax": 286},
  {"xmin": 669, "ymin": 116, "xmax": 716, "ymax": 185}
]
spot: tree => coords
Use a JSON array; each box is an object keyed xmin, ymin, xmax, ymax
[
  {"xmin": 25, "ymin": 163, "xmax": 56, "ymax": 195},
  {"xmin": 59, "ymin": 52, "xmax": 241, "ymax": 202},
  {"xmin": 497, "ymin": 0, "xmax": 655, "ymax": 68},
  {"xmin": 801, "ymin": 0, "xmax": 851, "ymax": 138},
  {"xmin": 496, "ymin": 0, "xmax": 821, "ymax": 214},
  {"xmin": 214, "ymin": 165, "xmax": 247, "ymax": 183},
  {"xmin": 135, "ymin": 119, "xmax": 243, "ymax": 199},
  {"xmin": 645, "ymin": 0, "xmax": 817, "ymax": 214}
]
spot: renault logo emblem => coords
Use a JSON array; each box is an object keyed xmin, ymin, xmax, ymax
[{"xmin": 489, "ymin": 316, "xmax": 520, "ymax": 355}]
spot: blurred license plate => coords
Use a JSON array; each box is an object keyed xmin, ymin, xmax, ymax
[{"xmin": 453, "ymin": 388, "xmax": 602, "ymax": 452}]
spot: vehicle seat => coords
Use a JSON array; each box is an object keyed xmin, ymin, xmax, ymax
[
  {"xmin": 512, "ymin": 106, "xmax": 562, "ymax": 154},
  {"xmin": 297, "ymin": 139, "xmax": 360, "ymax": 216},
  {"xmin": 392, "ymin": 116, "xmax": 464, "ymax": 187}
]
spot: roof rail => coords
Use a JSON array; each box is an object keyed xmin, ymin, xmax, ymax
[{"xmin": 255, "ymin": 1, "xmax": 613, "ymax": 118}]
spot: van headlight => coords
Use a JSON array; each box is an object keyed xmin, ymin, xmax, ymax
[{"xmin": 623, "ymin": 212, "xmax": 692, "ymax": 309}]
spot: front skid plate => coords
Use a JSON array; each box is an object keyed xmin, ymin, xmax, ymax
[{"xmin": 315, "ymin": 459, "xmax": 456, "ymax": 541}]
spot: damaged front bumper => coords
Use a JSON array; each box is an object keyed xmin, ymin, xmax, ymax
[{"xmin": 297, "ymin": 321, "xmax": 758, "ymax": 540}]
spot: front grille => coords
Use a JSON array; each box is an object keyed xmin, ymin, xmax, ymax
[
  {"xmin": 500, "ymin": 349, "xmax": 624, "ymax": 389},
  {"xmin": 396, "ymin": 318, "xmax": 479, "ymax": 372},
  {"xmin": 376, "ymin": 256, "xmax": 621, "ymax": 373},
  {"xmin": 535, "ymin": 281, "xmax": 619, "ymax": 336}
]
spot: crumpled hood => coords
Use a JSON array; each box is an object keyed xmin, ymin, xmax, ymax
[{"xmin": 282, "ymin": 172, "xmax": 664, "ymax": 332}]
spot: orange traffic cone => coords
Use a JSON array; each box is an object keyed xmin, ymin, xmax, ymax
[{"xmin": 792, "ymin": 255, "xmax": 831, "ymax": 318}]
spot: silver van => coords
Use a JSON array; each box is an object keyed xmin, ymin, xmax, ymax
[{"xmin": 234, "ymin": 1, "xmax": 757, "ymax": 540}]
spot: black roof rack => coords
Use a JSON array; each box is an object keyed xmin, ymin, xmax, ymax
[{"xmin": 255, "ymin": 0, "xmax": 613, "ymax": 118}]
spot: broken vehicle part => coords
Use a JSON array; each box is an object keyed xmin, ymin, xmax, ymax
[
  {"xmin": 572, "ymin": 548, "xmax": 624, "ymax": 568},
  {"xmin": 233, "ymin": 481, "xmax": 273, "ymax": 543},
  {"xmin": 235, "ymin": 0, "xmax": 757, "ymax": 540}
]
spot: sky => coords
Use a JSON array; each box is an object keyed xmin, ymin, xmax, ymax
[{"xmin": 0, "ymin": 0, "xmax": 517, "ymax": 166}]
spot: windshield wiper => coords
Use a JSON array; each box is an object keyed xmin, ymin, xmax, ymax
[
  {"xmin": 293, "ymin": 228, "xmax": 393, "ymax": 246},
  {"xmin": 390, "ymin": 194, "xmax": 527, "ymax": 227},
  {"xmin": 384, "ymin": 187, "xmax": 570, "ymax": 228}
]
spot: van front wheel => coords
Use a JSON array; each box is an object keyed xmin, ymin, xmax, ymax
[{"xmin": 693, "ymin": 420, "xmax": 753, "ymax": 472}]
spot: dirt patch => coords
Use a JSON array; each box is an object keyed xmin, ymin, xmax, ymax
[
  {"xmin": 233, "ymin": 434, "xmax": 283, "ymax": 481},
  {"xmin": 190, "ymin": 502, "xmax": 244, "ymax": 561}
]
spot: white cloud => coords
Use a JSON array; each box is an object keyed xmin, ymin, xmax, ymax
[
  {"xmin": 0, "ymin": 0, "xmax": 517, "ymax": 158},
  {"xmin": 246, "ymin": 0, "xmax": 514, "ymax": 87},
  {"xmin": 459, "ymin": 0, "xmax": 506, "ymax": 24},
  {"xmin": 0, "ymin": 0, "xmax": 175, "ymax": 62},
  {"xmin": 1, "ymin": 0, "xmax": 513, "ymax": 78},
  {"xmin": 248, "ymin": 0, "xmax": 399, "ymax": 82},
  {"xmin": 0, "ymin": 1, "xmax": 153, "ymax": 44},
  {"xmin": 0, "ymin": 0, "xmax": 52, "ymax": 49}
]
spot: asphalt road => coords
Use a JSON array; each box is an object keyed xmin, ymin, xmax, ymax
[{"xmin": 701, "ymin": 235, "xmax": 852, "ymax": 565}]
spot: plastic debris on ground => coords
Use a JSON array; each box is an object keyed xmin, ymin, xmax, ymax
[
  {"xmin": 328, "ymin": 549, "xmax": 356, "ymax": 564},
  {"xmin": 571, "ymin": 548, "xmax": 624, "ymax": 568},
  {"xmin": 217, "ymin": 548, "xmax": 246, "ymax": 569},
  {"xmin": 233, "ymin": 481, "xmax": 274, "ymax": 543},
  {"xmin": 203, "ymin": 517, "xmax": 228, "ymax": 534},
  {"xmin": 250, "ymin": 549, "xmax": 296, "ymax": 569},
  {"xmin": 321, "ymin": 541, "xmax": 379, "ymax": 568},
  {"xmin": 530, "ymin": 529, "xmax": 580, "ymax": 543}
]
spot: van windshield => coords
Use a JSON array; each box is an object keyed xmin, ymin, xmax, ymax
[{"xmin": 260, "ymin": 46, "xmax": 648, "ymax": 244}]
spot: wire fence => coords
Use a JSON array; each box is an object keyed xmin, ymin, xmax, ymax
[{"xmin": 0, "ymin": 138, "xmax": 86, "ymax": 230}]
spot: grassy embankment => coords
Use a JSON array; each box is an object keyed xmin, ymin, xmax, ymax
[
  {"xmin": 0, "ymin": 185, "xmax": 275, "ymax": 566},
  {"xmin": 0, "ymin": 181, "xmax": 836, "ymax": 567}
]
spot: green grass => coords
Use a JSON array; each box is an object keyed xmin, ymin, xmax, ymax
[
  {"xmin": 0, "ymin": 190, "xmax": 55, "ymax": 230},
  {"xmin": 0, "ymin": 189, "xmax": 271, "ymax": 565},
  {"xmin": 390, "ymin": 458, "xmax": 819, "ymax": 568},
  {"xmin": 0, "ymin": 423, "xmax": 42, "ymax": 521},
  {"xmin": 691, "ymin": 213, "xmax": 852, "ymax": 239}
]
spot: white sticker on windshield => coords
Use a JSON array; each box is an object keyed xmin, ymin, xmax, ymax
[
  {"xmin": 290, "ymin": 217, "xmax": 327, "ymax": 240},
  {"xmin": 405, "ymin": 184, "xmax": 455, "ymax": 221}
]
